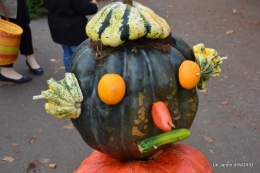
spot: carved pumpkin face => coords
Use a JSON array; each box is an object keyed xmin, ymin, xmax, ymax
[{"xmin": 69, "ymin": 35, "xmax": 199, "ymax": 160}]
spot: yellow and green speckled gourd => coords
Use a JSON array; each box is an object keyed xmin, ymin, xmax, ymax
[{"xmin": 33, "ymin": 73, "xmax": 83, "ymax": 119}]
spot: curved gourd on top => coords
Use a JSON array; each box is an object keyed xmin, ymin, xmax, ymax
[{"xmin": 86, "ymin": 1, "xmax": 170, "ymax": 47}]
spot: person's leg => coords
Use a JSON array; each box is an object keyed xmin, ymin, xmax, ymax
[
  {"xmin": 0, "ymin": 19, "xmax": 31, "ymax": 79},
  {"xmin": 71, "ymin": 46, "xmax": 78, "ymax": 53},
  {"xmin": 19, "ymin": 23, "xmax": 42, "ymax": 70},
  {"xmin": 17, "ymin": 0, "xmax": 42, "ymax": 70},
  {"xmin": 62, "ymin": 45, "xmax": 78, "ymax": 72},
  {"xmin": 19, "ymin": 23, "xmax": 34, "ymax": 56},
  {"xmin": 62, "ymin": 45, "xmax": 72, "ymax": 72},
  {"xmin": 69, "ymin": 46, "xmax": 78, "ymax": 71},
  {"xmin": 19, "ymin": 23, "xmax": 43, "ymax": 75},
  {"xmin": 5, "ymin": 17, "xmax": 43, "ymax": 75},
  {"xmin": 0, "ymin": 64, "xmax": 21, "ymax": 79},
  {"xmin": 0, "ymin": 64, "xmax": 31, "ymax": 84}
]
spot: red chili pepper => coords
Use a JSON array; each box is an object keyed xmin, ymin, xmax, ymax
[{"xmin": 151, "ymin": 101, "xmax": 175, "ymax": 132}]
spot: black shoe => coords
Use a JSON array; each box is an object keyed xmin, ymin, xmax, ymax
[
  {"xmin": 26, "ymin": 61, "xmax": 43, "ymax": 75},
  {"xmin": 0, "ymin": 73, "xmax": 32, "ymax": 85}
]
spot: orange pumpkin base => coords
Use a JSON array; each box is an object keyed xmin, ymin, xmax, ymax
[{"xmin": 74, "ymin": 143, "xmax": 213, "ymax": 173}]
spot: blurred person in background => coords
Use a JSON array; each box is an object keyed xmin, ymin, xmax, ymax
[
  {"xmin": 0, "ymin": 0, "xmax": 43, "ymax": 85},
  {"xmin": 44, "ymin": 0, "xmax": 98, "ymax": 72}
]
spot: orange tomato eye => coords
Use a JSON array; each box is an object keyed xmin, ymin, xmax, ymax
[{"xmin": 98, "ymin": 74, "xmax": 126, "ymax": 105}]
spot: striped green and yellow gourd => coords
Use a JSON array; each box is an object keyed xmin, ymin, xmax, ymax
[{"xmin": 86, "ymin": 1, "xmax": 170, "ymax": 47}]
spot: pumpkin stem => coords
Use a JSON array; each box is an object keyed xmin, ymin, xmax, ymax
[
  {"xmin": 221, "ymin": 56, "xmax": 228, "ymax": 60},
  {"xmin": 123, "ymin": 0, "xmax": 133, "ymax": 6},
  {"xmin": 168, "ymin": 121, "xmax": 176, "ymax": 128},
  {"xmin": 33, "ymin": 95, "xmax": 45, "ymax": 100},
  {"xmin": 196, "ymin": 72, "xmax": 201, "ymax": 76},
  {"xmin": 149, "ymin": 150, "xmax": 164, "ymax": 160}
]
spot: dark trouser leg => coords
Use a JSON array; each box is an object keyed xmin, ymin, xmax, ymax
[
  {"xmin": 4, "ymin": 17, "xmax": 34, "ymax": 56},
  {"xmin": 19, "ymin": 23, "xmax": 34, "ymax": 56},
  {"xmin": 0, "ymin": 64, "xmax": 14, "ymax": 67}
]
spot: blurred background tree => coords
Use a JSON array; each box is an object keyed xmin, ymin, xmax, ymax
[{"xmin": 26, "ymin": 0, "xmax": 48, "ymax": 19}]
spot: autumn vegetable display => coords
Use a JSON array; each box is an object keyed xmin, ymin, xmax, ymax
[{"xmin": 33, "ymin": 0, "xmax": 225, "ymax": 172}]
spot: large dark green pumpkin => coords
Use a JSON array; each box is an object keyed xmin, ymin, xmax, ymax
[{"xmin": 70, "ymin": 36, "xmax": 199, "ymax": 160}]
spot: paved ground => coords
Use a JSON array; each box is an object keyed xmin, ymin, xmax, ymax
[{"xmin": 0, "ymin": 0, "xmax": 259, "ymax": 172}]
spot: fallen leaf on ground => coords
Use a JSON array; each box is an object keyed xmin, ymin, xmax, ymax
[
  {"xmin": 33, "ymin": 48, "xmax": 43, "ymax": 53},
  {"xmin": 63, "ymin": 123, "xmax": 74, "ymax": 130},
  {"xmin": 221, "ymin": 75, "xmax": 228, "ymax": 79},
  {"xmin": 204, "ymin": 137, "xmax": 213, "ymax": 143},
  {"xmin": 13, "ymin": 149, "xmax": 20, "ymax": 153},
  {"xmin": 232, "ymin": 110, "xmax": 240, "ymax": 116},
  {"xmin": 54, "ymin": 66, "xmax": 65, "ymax": 74},
  {"xmin": 221, "ymin": 101, "xmax": 228, "ymax": 105},
  {"xmin": 55, "ymin": 59, "xmax": 62, "ymax": 63},
  {"xmin": 50, "ymin": 59, "xmax": 62, "ymax": 63},
  {"xmin": 40, "ymin": 158, "xmax": 50, "ymax": 163},
  {"xmin": 49, "ymin": 163, "xmax": 56, "ymax": 169},
  {"xmin": 29, "ymin": 134, "xmax": 37, "ymax": 143},
  {"xmin": 6, "ymin": 83, "xmax": 14, "ymax": 86},
  {"xmin": 198, "ymin": 89, "xmax": 207, "ymax": 95},
  {"xmin": 2, "ymin": 156, "xmax": 14, "ymax": 162},
  {"xmin": 226, "ymin": 30, "xmax": 234, "ymax": 35},
  {"xmin": 26, "ymin": 160, "xmax": 41, "ymax": 172},
  {"xmin": 12, "ymin": 143, "xmax": 20, "ymax": 147}
]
